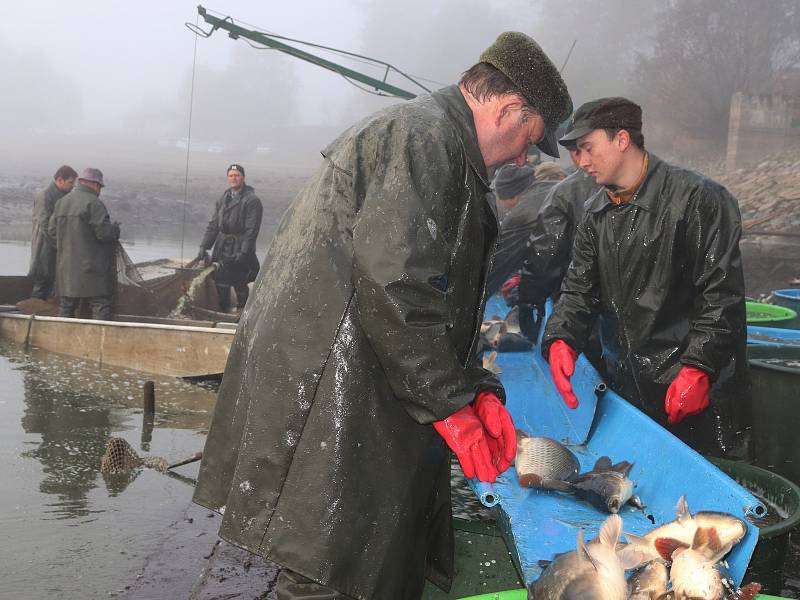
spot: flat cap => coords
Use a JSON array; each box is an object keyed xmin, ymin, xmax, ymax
[
  {"xmin": 480, "ymin": 32, "xmax": 573, "ymax": 158},
  {"xmin": 493, "ymin": 163, "xmax": 535, "ymax": 200},
  {"xmin": 79, "ymin": 167, "xmax": 104, "ymax": 187},
  {"xmin": 559, "ymin": 97, "xmax": 642, "ymax": 147},
  {"xmin": 534, "ymin": 161, "xmax": 566, "ymax": 181},
  {"xmin": 227, "ymin": 163, "xmax": 245, "ymax": 176}
]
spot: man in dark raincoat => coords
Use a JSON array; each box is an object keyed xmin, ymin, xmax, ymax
[
  {"xmin": 197, "ymin": 164, "xmax": 263, "ymax": 312},
  {"xmin": 541, "ymin": 98, "xmax": 751, "ymax": 459},
  {"xmin": 193, "ymin": 32, "xmax": 572, "ymax": 600},
  {"xmin": 516, "ymin": 146, "xmax": 600, "ymax": 316},
  {"xmin": 29, "ymin": 165, "xmax": 77, "ymax": 299},
  {"xmin": 48, "ymin": 168, "xmax": 120, "ymax": 319},
  {"xmin": 487, "ymin": 162, "xmax": 565, "ymax": 299}
]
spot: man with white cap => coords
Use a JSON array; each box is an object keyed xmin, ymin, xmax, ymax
[{"xmin": 48, "ymin": 167, "xmax": 120, "ymax": 319}]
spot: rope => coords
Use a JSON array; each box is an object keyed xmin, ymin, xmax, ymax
[{"xmin": 181, "ymin": 14, "xmax": 201, "ymax": 265}]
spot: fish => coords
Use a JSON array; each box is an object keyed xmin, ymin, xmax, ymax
[
  {"xmin": 627, "ymin": 559, "xmax": 668, "ymax": 600},
  {"xmin": 528, "ymin": 514, "xmax": 647, "ymax": 599},
  {"xmin": 546, "ymin": 456, "xmax": 644, "ymax": 514},
  {"xmin": 623, "ymin": 496, "xmax": 747, "ymax": 562},
  {"xmin": 668, "ymin": 526, "xmax": 761, "ymax": 600},
  {"xmin": 514, "ymin": 434, "xmax": 580, "ymax": 489}
]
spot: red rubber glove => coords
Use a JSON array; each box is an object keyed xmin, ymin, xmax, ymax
[
  {"xmin": 665, "ymin": 366, "xmax": 711, "ymax": 425},
  {"xmin": 500, "ymin": 275, "xmax": 521, "ymax": 300},
  {"xmin": 433, "ymin": 405, "xmax": 498, "ymax": 482},
  {"xmin": 548, "ymin": 340, "xmax": 579, "ymax": 409},
  {"xmin": 473, "ymin": 391, "xmax": 517, "ymax": 473}
]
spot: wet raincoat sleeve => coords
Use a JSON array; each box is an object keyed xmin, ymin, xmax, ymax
[
  {"xmin": 351, "ymin": 129, "xmax": 499, "ymax": 425},
  {"xmin": 542, "ymin": 215, "xmax": 601, "ymax": 358},
  {"xmin": 89, "ymin": 199, "xmax": 120, "ymax": 242},
  {"xmin": 519, "ymin": 185, "xmax": 575, "ymax": 307},
  {"xmin": 238, "ymin": 195, "xmax": 263, "ymax": 255},
  {"xmin": 680, "ymin": 184, "xmax": 745, "ymax": 378},
  {"xmin": 200, "ymin": 200, "xmax": 221, "ymax": 250}
]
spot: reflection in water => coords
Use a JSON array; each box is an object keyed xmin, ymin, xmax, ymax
[
  {"xmin": 0, "ymin": 340, "xmax": 216, "ymax": 599},
  {"xmin": 21, "ymin": 368, "xmax": 115, "ymax": 518}
]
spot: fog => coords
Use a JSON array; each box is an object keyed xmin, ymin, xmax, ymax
[{"xmin": 0, "ymin": 1, "xmax": 796, "ymax": 193}]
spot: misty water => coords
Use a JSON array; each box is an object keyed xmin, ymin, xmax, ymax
[{"xmin": 0, "ymin": 339, "xmax": 215, "ymax": 599}]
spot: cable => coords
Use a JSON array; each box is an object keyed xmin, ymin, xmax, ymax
[{"xmin": 181, "ymin": 14, "xmax": 200, "ymax": 265}]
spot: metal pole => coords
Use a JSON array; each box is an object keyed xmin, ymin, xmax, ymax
[{"xmin": 143, "ymin": 380, "xmax": 155, "ymax": 415}]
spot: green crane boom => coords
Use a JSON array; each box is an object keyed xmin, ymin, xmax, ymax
[{"xmin": 190, "ymin": 6, "xmax": 423, "ymax": 100}]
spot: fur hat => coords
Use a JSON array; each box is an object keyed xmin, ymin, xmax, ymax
[{"xmin": 480, "ymin": 32, "xmax": 573, "ymax": 158}]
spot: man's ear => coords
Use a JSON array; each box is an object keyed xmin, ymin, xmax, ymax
[
  {"xmin": 494, "ymin": 95, "xmax": 523, "ymax": 127},
  {"xmin": 616, "ymin": 129, "xmax": 631, "ymax": 152}
]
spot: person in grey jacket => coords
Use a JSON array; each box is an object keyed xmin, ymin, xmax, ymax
[
  {"xmin": 197, "ymin": 164, "xmax": 263, "ymax": 312},
  {"xmin": 48, "ymin": 168, "xmax": 120, "ymax": 319},
  {"xmin": 29, "ymin": 165, "xmax": 77, "ymax": 299}
]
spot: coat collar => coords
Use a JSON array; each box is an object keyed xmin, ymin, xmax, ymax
[
  {"xmin": 431, "ymin": 85, "xmax": 490, "ymax": 191},
  {"xmin": 76, "ymin": 182, "xmax": 99, "ymax": 197},
  {"xmin": 586, "ymin": 153, "xmax": 664, "ymax": 213}
]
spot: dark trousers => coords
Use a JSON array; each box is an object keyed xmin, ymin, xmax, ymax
[
  {"xmin": 276, "ymin": 569, "xmax": 355, "ymax": 600},
  {"xmin": 215, "ymin": 283, "xmax": 249, "ymax": 311},
  {"xmin": 59, "ymin": 296, "xmax": 113, "ymax": 320},
  {"xmin": 30, "ymin": 276, "xmax": 54, "ymax": 300}
]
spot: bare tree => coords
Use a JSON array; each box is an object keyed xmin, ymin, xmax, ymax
[{"xmin": 634, "ymin": 0, "xmax": 800, "ymax": 146}]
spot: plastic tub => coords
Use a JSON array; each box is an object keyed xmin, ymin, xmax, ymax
[
  {"xmin": 747, "ymin": 345, "xmax": 800, "ymax": 485},
  {"xmin": 771, "ymin": 289, "xmax": 800, "ymax": 329},
  {"xmin": 747, "ymin": 301, "xmax": 797, "ymax": 327},
  {"xmin": 710, "ymin": 457, "xmax": 800, "ymax": 595}
]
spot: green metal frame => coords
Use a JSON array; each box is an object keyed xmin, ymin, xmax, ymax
[{"xmin": 193, "ymin": 6, "xmax": 419, "ymax": 100}]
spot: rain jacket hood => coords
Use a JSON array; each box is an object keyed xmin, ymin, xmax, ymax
[{"xmin": 193, "ymin": 85, "xmax": 504, "ymax": 599}]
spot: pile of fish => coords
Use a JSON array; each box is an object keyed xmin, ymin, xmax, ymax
[
  {"xmin": 480, "ymin": 306, "xmax": 533, "ymax": 352},
  {"xmin": 515, "ymin": 434, "xmax": 644, "ymax": 514},
  {"xmin": 528, "ymin": 497, "xmax": 761, "ymax": 600}
]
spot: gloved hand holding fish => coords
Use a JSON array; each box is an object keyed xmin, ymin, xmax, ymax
[{"xmin": 515, "ymin": 433, "xmax": 644, "ymax": 514}]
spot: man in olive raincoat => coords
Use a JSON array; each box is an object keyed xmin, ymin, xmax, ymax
[
  {"xmin": 29, "ymin": 165, "xmax": 77, "ymax": 299},
  {"xmin": 48, "ymin": 168, "xmax": 120, "ymax": 320},
  {"xmin": 541, "ymin": 98, "xmax": 751, "ymax": 459},
  {"xmin": 194, "ymin": 32, "xmax": 572, "ymax": 600},
  {"xmin": 197, "ymin": 164, "xmax": 263, "ymax": 312}
]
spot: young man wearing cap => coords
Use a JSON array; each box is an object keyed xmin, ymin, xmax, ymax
[
  {"xmin": 193, "ymin": 32, "xmax": 571, "ymax": 600},
  {"xmin": 47, "ymin": 168, "xmax": 120, "ymax": 320},
  {"xmin": 197, "ymin": 164, "xmax": 263, "ymax": 313},
  {"xmin": 29, "ymin": 165, "xmax": 78, "ymax": 300},
  {"xmin": 541, "ymin": 97, "xmax": 750, "ymax": 459}
]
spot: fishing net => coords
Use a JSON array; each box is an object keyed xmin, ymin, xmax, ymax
[{"xmin": 100, "ymin": 437, "xmax": 168, "ymax": 475}]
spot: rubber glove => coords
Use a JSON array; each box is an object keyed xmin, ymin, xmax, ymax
[
  {"xmin": 665, "ymin": 366, "xmax": 711, "ymax": 425},
  {"xmin": 500, "ymin": 275, "xmax": 521, "ymax": 300},
  {"xmin": 433, "ymin": 405, "xmax": 498, "ymax": 482},
  {"xmin": 548, "ymin": 340, "xmax": 579, "ymax": 409},
  {"xmin": 473, "ymin": 391, "xmax": 517, "ymax": 473}
]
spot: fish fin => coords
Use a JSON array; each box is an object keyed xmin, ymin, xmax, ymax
[
  {"xmin": 622, "ymin": 530, "xmax": 648, "ymax": 545},
  {"xmin": 539, "ymin": 478, "xmax": 573, "ymax": 492},
  {"xmin": 576, "ymin": 529, "xmax": 600, "ymax": 571},
  {"xmin": 596, "ymin": 514, "xmax": 622, "ymax": 548},
  {"xmin": 617, "ymin": 545, "xmax": 649, "ymax": 570},
  {"xmin": 593, "ymin": 455, "xmax": 613, "ymax": 472},
  {"xmin": 654, "ymin": 537, "xmax": 690, "ymax": 560},
  {"xmin": 692, "ymin": 526, "xmax": 734, "ymax": 563},
  {"xmin": 737, "ymin": 582, "xmax": 762, "ymax": 600},
  {"xmin": 675, "ymin": 495, "xmax": 690, "ymax": 523},
  {"xmin": 613, "ymin": 460, "xmax": 633, "ymax": 476}
]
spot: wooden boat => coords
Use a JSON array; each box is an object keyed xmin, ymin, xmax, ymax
[
  {"xmin": 0, "ymin": 311, "xmax": 233, "ymax": 378},
  {"xmin": 0, "ymin": 256, "xmax": 235, "ymax": 378}
]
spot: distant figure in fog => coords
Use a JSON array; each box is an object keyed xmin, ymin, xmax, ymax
[
  {"xmin": 197, "ymin": 164, "xmax": 263, "ymax": 313},
  {"xmin": 48, "ymin": 168, "xmax": 120, "ymax": 320},
  {"xmin": 30, "ymin": 165, "xmax": 77, "ymax": 299}
]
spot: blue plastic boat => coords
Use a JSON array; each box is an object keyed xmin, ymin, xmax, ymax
[
  {"xmin": 469, "ymin": 297, "xmax": 764, "ymax": 588},
  {"xmin": 748, "ymin": 325, "xmax": 800, "ymax": 347}
]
